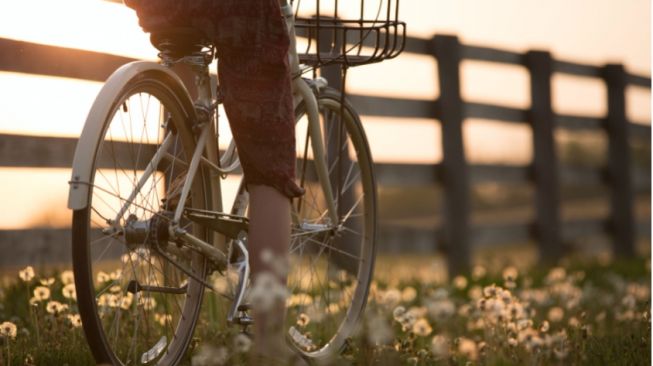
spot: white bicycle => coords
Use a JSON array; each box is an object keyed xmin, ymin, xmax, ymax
[{"xmin": 67, "ymin": 0, "xmax": 404, "ymax": 364}]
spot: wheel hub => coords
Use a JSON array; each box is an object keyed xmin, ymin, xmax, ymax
[{"xmin": 123, "ymin": 213, "xmax": 171, "ymax": 250}]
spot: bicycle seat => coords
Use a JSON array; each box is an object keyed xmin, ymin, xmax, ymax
[{"xmin": 150, "ymin": 27, "xmax": 213, "ymax": 57}]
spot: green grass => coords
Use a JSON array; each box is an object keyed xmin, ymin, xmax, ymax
[{"xmin": 0, "ymin": 257, "xmax": 650, "ymax": 365}]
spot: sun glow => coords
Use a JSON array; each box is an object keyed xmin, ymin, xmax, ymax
[{"xmin": 0, "ymin": 0, "xmax": 156, "ymax": 60}]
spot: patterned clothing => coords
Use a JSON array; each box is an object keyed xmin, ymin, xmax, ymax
[{"xmin": 127, "ymin": 0, "xmax": 304, "ymax": 198}]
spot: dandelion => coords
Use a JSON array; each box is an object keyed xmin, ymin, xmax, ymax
[
  {"xmin": 110, "ymin": 269, "xmax": 122, "ymax": 281},
  {"xmin": 46, "ymin": 301, "xmax": 68, "ymax": 315},
  {"xmin": 393, "ymin": 306, "xmax": 406, "ymax": 320},
  {"xmin": 139, "ymin": 296, "xmax": 157, "ymax": 311},
  {"xmin": 483, "ymin": 284, "xmax": 498, "ymax": 298},
  {"xmin": 120, "ymin": 293, "xmax": 134, "ymax": 310},
  {"xmin": 366, "ymin": 314, "xmax": 393, "ymax": 345},
  {"xmin": 260, "ymin": 249, "xmax": 288, "ymax": 277},
  {"xmin": 233, "ymin": 333, "xmax": 252, "ymax": 353},
  {"xmin": 432, "ymin": 288, "xmax": 449, "ymax": 300},
  {"xmin": 62, "ymin": 283, "xmax": 77, "ymax": 300},
  {"xmin": 286, "ymin": 293, "xmax": 313, "ymax": 307},
  {"xmin": 545, "ymin": 267, "xmax": 566, "ymax": 284},
  {"xmin": 0, "ymin": 321, "xmax": 17, "ymax": 339},
  {"xmin": 502, "ymin": 266, "xmax": 518, "ymax": 282},
  {"xmin": 457, "ymin": 337, "xmax": 478, "ymax": 361},
  {"xmin": 33, "ymin": 286, "xmax": 51, "ymax": 301},
  {"xmin": 212, "ymin": 276, "xmax": 229, "ymax": 294},
  {"xmin": 67, "ymin": 314, "xmax": 82, "ymax": 328},
  {"xmin": 401, "ymin": 287, "xmax": 417, "ymax": 303},
  {"xmin": 547, "ymin": 307, "xmax": 564, "ymax": 322},
  {"xmin": 472, "ymin": 265, "xmax": 487, "ymax": 280},
  {"xmin": 540, "ymin": 320, "xmax": 550, "ymax": 332},
  {"xmin": 297, "ymin": 313, "xmax": 310, "ymax": 327},
  {"xmin": 247, "ymin": 272, "xmax": 288, "ymax": 312},
  {"xmin": 518, "ymin": 328, "xmax": 543, "ymax": 351},
  {"xmin": 507, "ymin": 337, "xmax": 518, "ymax": 347},
  {"xmin": 553, "ymin": 345, "xmax": 569, "ymax": 360},
  {"xmin": 60, "ymin": 270, "xmax": 74, "ymax": 285},
  {"xmin": 453, "ymin": 275, "xmax": 468, "ymax": 290},
  {"xmin": 19, "ymin": 266, "xmax": 35, "ymax": 282},
  {"xmin": 327, "ymin": 303, "xmax": 341, "ymax": 314},
  {"xmin": 594, "ymin": 311, "xmax": 606, "ymax": 323},
  {"xmin": 568, "ymin": 316, "xmax": 580, "ymax": 328},
  {"xmin": 154, "ymin": 313, "xmax": 172, "ymax": 326},
  {"xmin": 191, "ymin": 345, "xmax": 229, "ymax": 366},
  {"xmin": 431, "ymin": 335, "xmax": 449, "ymax": 359},
  {"xmin": 96, "ymin": 271, "xmax": 110, "ymax": 284},
  {"xmin": 381, "ymin": 288, "xmax": 401, "ymax": 308},
  {"xmin": 39, "ymin": 277, "xmax": 55, "ymax": 286},
  {"xmin": 427, "ymin": 298, "xmax": 455, "ymax": 320},
  {"xmin": 407, "ymin": 306, "xmax": 428, "ymax": 318},
  {"xmin": 412, "ymin": 318, "xmax": 432, "ymax": 337},
  {"xmin": 468, "ymin": 286, "xmax": 482, "ymax": 300}
]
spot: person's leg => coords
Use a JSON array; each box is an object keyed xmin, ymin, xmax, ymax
[
  {"xmin": 204, "ymin": 0, "xmax": 303, "ymax": 361},
  {"xmin": 246, "ymin": 184, "xmax": 291, "ymax": 360}
]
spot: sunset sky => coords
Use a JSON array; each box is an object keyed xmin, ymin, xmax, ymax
[{"xmin": 0, "ymin": 0, "xmax": 650, "ymax": 228}]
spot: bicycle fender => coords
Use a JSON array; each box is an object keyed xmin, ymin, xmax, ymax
[{"xmin": 67, "ymin": 61, "xmax": 195, "ymax": 210}]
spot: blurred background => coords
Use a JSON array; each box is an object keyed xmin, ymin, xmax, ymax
[{"xmin": 0, "ymin": 0, "xmax": 650, "ymax": 275}]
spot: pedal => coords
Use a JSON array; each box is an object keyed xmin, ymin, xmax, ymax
[
  {"xmin": 232, "ymin": 314, "xmax": 254, "ymax": 327},
  {"xmin": 237, "ymin": 304, "xmax": 252, "ymax": 312}
]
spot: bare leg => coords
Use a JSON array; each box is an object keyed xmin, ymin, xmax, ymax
[{"xmin": 247, "ymin": 184, "xmax": 291, "ymax": 362}]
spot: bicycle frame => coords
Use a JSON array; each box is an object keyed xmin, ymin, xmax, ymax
[{"xmin": 68, "ymin": 0, "xmax": 340, "ymax": 322}]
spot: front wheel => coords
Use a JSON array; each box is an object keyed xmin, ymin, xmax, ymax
[{"xmin": 286, "ymin": 87, "xmax": 377, "ymax": 360}]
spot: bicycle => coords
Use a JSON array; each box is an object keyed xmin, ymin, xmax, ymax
[{"xmin": 67, "ymin": 0, "xmax": 404, "ymax": 364}]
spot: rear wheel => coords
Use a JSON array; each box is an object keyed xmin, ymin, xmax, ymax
[
  {"xmin": 72, "ymin": 72, "xmax": 212, "ymax": 366},
  {"xmin": 286, "ymin": 87, "xmax": 377, "ymax": 360}
]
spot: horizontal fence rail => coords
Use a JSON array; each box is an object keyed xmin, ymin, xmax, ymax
[{"xmin": 0, "ymin": 34, "xmax": 650, "ymax": 274}]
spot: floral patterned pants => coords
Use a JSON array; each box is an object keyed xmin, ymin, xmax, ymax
[{"xmin": 128, "ymin": 0, "xmax": 304, "ymax": 198}]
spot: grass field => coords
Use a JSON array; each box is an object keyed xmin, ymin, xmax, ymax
[{"xmin": 0, "ymin": 255, "xmax": 650, "ymax": 365}]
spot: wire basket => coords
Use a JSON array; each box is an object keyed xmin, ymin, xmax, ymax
[{"xmin": 293, "ymin": 0, "xmax": 406, "ymax": 67}]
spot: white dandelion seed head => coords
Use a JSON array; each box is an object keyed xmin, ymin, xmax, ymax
[
  {"xmin": 19, "ymin": 266, "xmax": 35, "ymax": 282},
  {"xmin": 401, "ymin": 287, "xmax": 417, "ymax": 303},
  {"xmin": 453, "ymin": 275, "xmax": 468, "ymax": 290},
  {"xmin": 502, "ymin": 266, "xmax": 519, "ymax": 282},
  {"xmin": 457, "ymin": 337, "xmax": 478, "ymax": 361},
  {"xmin": 39, "ymin": 277, "xmax": 55, "ymax": 287},
  {"xmin": 233, "ymin": 333, "xmax": 252, "ymax": 353},
  {"xmin": 62, "ymin": 284, "xmax": 77, "ymax": 300},
  {"xmin": 430, "ymin": 335, "xmax": 449, "ymax": 359},
  {"xmin": 60, "ymin": 270, "xmax": 74, "ymax": 285},
  {"xmin": 547, "ymin": 307, "xmax": 564, "ymax": 323},
  {"xmin": 0, "ymin": 321, "xmax": 18, "ymax": 339},
  {"xmin": 247, "ymin": 272, "xmax": 288, "ymax": 313},
  {"xmin": 412, "ymin": 318, "xmax": 432, "ymax": 337},
  {"xmin": 366, "ymin": 314, "xmax": 393, "ymax": 345},
  {"xmin": 33, "ymin": 286, "xmax": 51, "ymax": 301}
]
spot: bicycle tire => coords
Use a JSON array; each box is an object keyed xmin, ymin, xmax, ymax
[
  {"xmin": 72, "ymin": 70, "xmax": 212, "ymax": 366},
  {"xmin": 286, "ymin": 87, "xmax": 377, "ymax": 361}
]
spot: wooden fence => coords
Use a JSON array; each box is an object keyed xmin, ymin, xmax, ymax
[{"xmin": 0, "ymin": 34, "xmax": 650, "ymax": 275}]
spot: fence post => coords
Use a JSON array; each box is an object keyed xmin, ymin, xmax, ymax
[
  {"xmin": 526, "ymin": 51, "xmax": 563, "ymax": 263},
  {"xmin": 432, "ymin": 35, "xmax": 470, "ymax": 276},
  {"xmin": 603, "ymin": 64, "xmax": 635, "ymax": 257}
]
